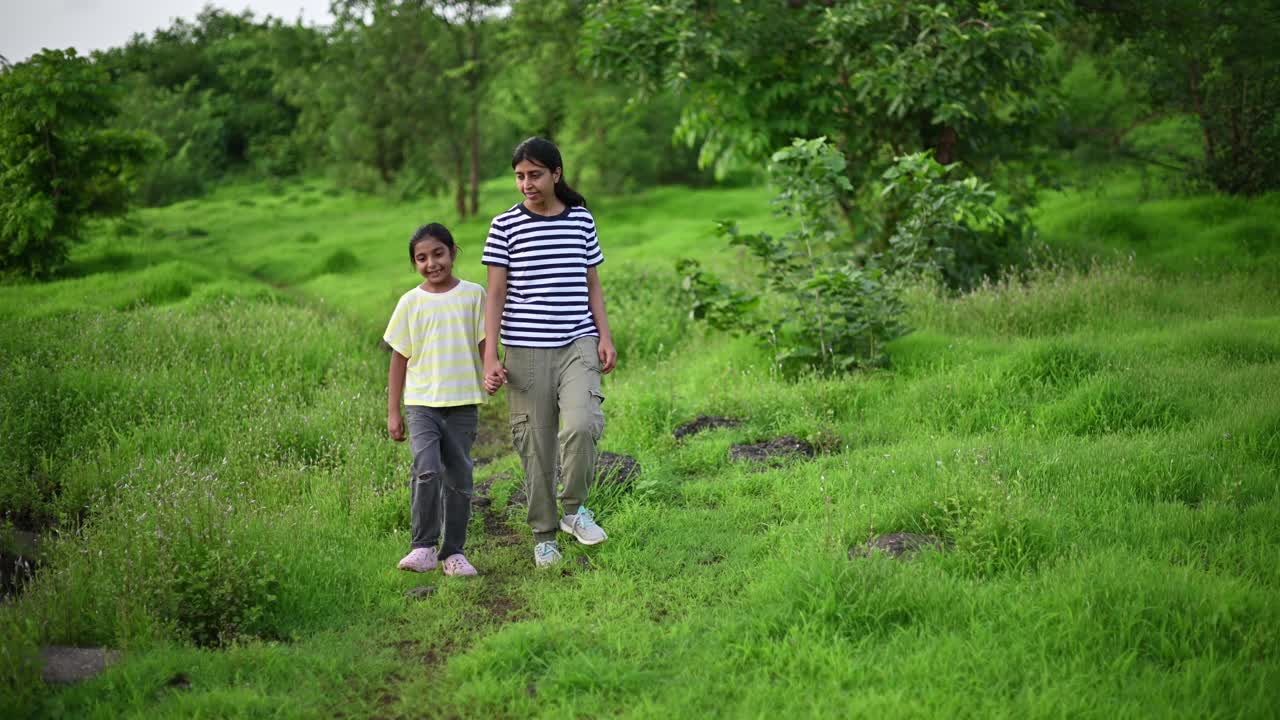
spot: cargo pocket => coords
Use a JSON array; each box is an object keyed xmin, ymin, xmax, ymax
[
  {"xmin": 588, "ymin": 390, "xmax": 606, "ymax": 442},
  {"xmin": 509, "ymin": 412, "xmax": 530, "ymax": 454}
]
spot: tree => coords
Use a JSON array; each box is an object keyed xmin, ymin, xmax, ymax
[
  {"xmin": 0, "ymin": 50, "xmax": 155, "ymax": 277},
  {"xmin": 319, "ymin": 0, "xmax": 505, "ymax": 217},
  {"xmin": 1074, "ymin": 0, "xmax": 1280, "ymax": 195},
  {"xmin": 94, "ymin": 9, "xmax": 330, "ymax": 204},
  {"xmin": 492, "ymin": 0, "xmax": 704, "ymax": 192},
  {"xmin": 584, "ymin": 1, "xmax": 1063, "ymax": 191}
]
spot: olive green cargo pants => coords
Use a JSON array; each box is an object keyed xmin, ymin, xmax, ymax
[{"xmin": 504, "ymin": 336, "xmax": 605, "ymax": 542}]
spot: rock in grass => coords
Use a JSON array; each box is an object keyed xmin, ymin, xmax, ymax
[
  {"xmin": 848, "ymin": 533, "xmax": 948, "ymax": 560},
  {"xmin": 673, "ymin": 415, "xmax": 743, "ymax": 440},
  {"xmin": 404, "ymin": 586, "xmax": 436, "ymax": 600},
  {"xmin": 40, "ymin": 646, "xmax": 121, "ymax": 684},
  {"xmin": 595, "ymin": 452, "xmax": 641, "ymax": 489},
  {"xmin": 728, "ymin": 436, "xmax": 815, "ymax": 463}
]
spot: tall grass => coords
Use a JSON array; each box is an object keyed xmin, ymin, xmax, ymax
[{"xmin": 2, "ymin": 176, "xmax": 1278, "ymax": 718}]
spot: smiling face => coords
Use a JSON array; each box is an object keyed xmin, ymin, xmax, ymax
[
  {"xmin": 411, "ymin": 235, "xmax": 456, "ymax": 291},
  {"xmin": 514, "ymin": 158, "xmax": 562, "ymax": 213}
]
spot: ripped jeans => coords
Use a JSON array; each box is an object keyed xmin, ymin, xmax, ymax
[{"xmin": 405, "ymin": 404, "xmax": 478, "ymax": 558}]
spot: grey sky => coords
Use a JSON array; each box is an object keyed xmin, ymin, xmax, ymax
[{"xmin": 1, "ymin": 0, "xmax": 335, "ymax": 65}]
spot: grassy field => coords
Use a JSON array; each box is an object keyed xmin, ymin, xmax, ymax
[{"xmin": 2, "ymin": 172, "xmax": 1278, "ymax": 718}]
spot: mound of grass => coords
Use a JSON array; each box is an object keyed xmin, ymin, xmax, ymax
[{"xmin": 318, "ymin": 248, "xmax": 360, "ymax": 276}]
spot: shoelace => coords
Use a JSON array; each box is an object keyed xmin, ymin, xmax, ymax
[
  {"xmin": 535, "ymin": 543, "xmax": 559, "ymax": 560},
  {"xmin": 575, "ymin": 508, "xmax": 598, "ymax": 529}
]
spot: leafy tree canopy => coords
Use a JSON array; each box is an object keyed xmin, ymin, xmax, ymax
[
  {"xmin": 1074, "ymin": 0, "xmax": 1280, "ymax": 194},
  {"xmin": 0, "ymin": 50, "xmax": 155, "ymax": 277},
  {"xmin": 584, "ymin": 0, "xmax": 1065, "ymax": 185}
]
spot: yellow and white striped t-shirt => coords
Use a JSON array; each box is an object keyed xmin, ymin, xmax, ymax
[{"xmin": 383, "ymin": 280, "xmax": 486, "ymax": 407}]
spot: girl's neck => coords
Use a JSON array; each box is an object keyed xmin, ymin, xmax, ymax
[
  {"xmin": 419, "ymin": 276, "xmax": 459, "ymax": 294},
  {"xmin": 523, "ymin": 197, "xmax": 566, "ymax": 217}
]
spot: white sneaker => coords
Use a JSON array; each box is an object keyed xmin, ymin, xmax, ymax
[
  {"xmin": 534, "ymin": 541, "xmax": 563, "ymax": 568},
  {"xmin": 560, "ymin": 508, "xmax": 608, "ymax": 545}
]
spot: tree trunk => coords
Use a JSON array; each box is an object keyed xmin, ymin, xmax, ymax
[
  {"xmin": 935, "ymin": 125, "xmax": 958, "ymax": 165},
  {"xmin": 454, "ymin": 150, "xmax": 466, "ymax": 219},
  {"xmin": 1189, "ymin": 62, "xmax": 1217, "ymax": 167},
  {"xmin": 468, "ymin": 16, "xmax": 480, "ymax": 217}
]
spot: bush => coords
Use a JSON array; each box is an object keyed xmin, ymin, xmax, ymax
[
  {"xmin": 677, "ymin": 138, "xmax": 909, "ymax": 374},
  {"xmin": 879, "ymin": 151, "xmax": 1031, "ymax": 291}
]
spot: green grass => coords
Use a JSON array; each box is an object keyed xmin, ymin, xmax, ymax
[{"xmin": 2, "ymin": 176, "xmax": 1278, "ymax": 718}]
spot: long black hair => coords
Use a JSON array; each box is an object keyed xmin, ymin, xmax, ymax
[
  {"xmin": 408, "ymin": 222, "xmax": 455, "ymax": 262},
  {"xmin": 511, "ymin": 137, "xmax": 586, "ymax": 208}
]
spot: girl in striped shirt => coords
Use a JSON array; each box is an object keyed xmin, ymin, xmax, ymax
[
  {"xmin": 482, "ymin": 137, "xmax": 617, "ymax": 568},
  {"xmin": 386, "ymin": 223, "xmax": 487, "ymax": 577}
]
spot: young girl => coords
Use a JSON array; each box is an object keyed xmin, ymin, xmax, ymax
[
  {"xmin": 481, "ymin": 137, "xmax": 617, "ymax": 568},
  {"xmin": 386, "ymin": 223, "xmax": 486, "ymax": 577}
]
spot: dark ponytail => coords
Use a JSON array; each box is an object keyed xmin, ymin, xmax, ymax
[
  {"xmin": 512, "ymin": 137, "xmax": 586, "ymax": 208},
  {"xmin": 408, "ymin": 222, "xmax": 455, "ymax": 262}
]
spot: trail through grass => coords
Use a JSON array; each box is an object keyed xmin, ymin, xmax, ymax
[{"xmin": 2, "ymin": 177, "xmax": 1277, "ymax": 718}]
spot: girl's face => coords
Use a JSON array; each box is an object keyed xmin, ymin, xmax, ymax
[
  {"xmin": 411, "ymin": 236, "xmax": 456, "ymax": 288},
  {"xmin": 514, "ymin": 159, "xmax": 560, "ymax": 209}
]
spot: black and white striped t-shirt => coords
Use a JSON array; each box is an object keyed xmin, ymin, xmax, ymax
[{"xmin": 481, "ymin": 203, "xmax": 604, "ymax": 348}]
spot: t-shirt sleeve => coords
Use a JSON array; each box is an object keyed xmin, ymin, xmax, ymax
[
  {"xmin": 584, "ymin": 212, "xmax": 604, "ymax": 267},
  {"xmin": 475, "ymin": 287, "xmax": 487, "ymax": 343},
  {"xmin": 383, "ymin": 296, "xmax": 413, "ymax": 358},
  {"xmin": 481, "ymin": 220, "xmax": 510, "ymax": 267}
]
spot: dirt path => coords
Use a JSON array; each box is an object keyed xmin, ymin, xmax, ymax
[{"xmin": 365, "ymin": 401, "xmax": 525, "ymax": 718}]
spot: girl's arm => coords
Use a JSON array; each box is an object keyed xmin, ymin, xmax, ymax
[
  {"xmin": 483, "ymin": 266, "xmax": 508, "ymax": 392},
  {"xmin": 387, "ymin": 350, "xmax": 408, "ymax": 441},
  {"xmin": 586, "ymin": 266, "xmax": 617, "ymax": 374}
]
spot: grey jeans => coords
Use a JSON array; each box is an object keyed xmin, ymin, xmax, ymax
[{"xmin": 405, "ymin": 404, "xmax": 478, "ymax": 558}]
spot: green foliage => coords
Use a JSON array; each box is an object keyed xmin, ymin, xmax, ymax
[
  {"xmin": 585, "ymin": 0, "xmax": 1063, "ymax": 184},
  {"xmin": 680, "ymin": 138, "xmax": 908, "ymax": 374},
  {"xmin": 96, "ymin": 8, "xmax": 329, "ymax": 203},
  {"xmin": 491, "ymin": 0, "xmax": 706, "ymax": 193},
  {"xmin": 605, "ymin": 265, "xmax": 695, "ymax": 361},
  {"xmin": 880, "ymin": 152, "xmax": 1030, "ymax": 290},
  {"xmin": 110, "ymin": 79, "xmax": 228, "ymax": 205},
  {"xmin": 167, "ymin": 533, "xmax": 280, "ymax": 647},
  {"xmin": 0, "ymin": 50, "xmax": 155, "ymax": 277},
  {"xmin": 1075, "ymin": 0, "xmax": 1280, "ymax": 195}
]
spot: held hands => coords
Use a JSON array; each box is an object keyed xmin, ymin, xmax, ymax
[
  {"xmin": 483, "ymin": 357, "xmax": 508, "ymax": 395},
  {"xmin": 598, "ymin": 337, "xmax": 617, "ymax": 374},
  {"xmin": 388, "ymin": 412, "xmax": 406, "ymax": 442}
]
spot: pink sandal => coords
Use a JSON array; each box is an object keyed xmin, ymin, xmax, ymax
[
  {"xmin": 442, "ymin": 554, "xmax": 478, "ymax": 577},
  {"xmin": 398, "ymin": 547, "xmax": 438, "ymax": 573}
]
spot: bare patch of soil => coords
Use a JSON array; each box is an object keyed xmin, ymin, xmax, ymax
[
  {"xmin": 595, "ymin": 452, "xmax": 641, "ymax": 490},
  {"xmin": 480, "ymin": 499, "xmax": 524, "ymax": 548},
  {"xmin": 673, "ymin": 415, "xmax": 743, "ymax": 440},
  {"xmin": 1, "ymin": 529, "xmax": 42, "ymax": 600},
  {"xmin": 728, "ymin": 436, "xmax": 815, "ymax": 464},
  {"xmin": 848, "ymin": 533, "xmax": 949, "ymax": 559},
  {"xmin": 404, "ymin": 586, "xmax": 436, "ymax": 600}
]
